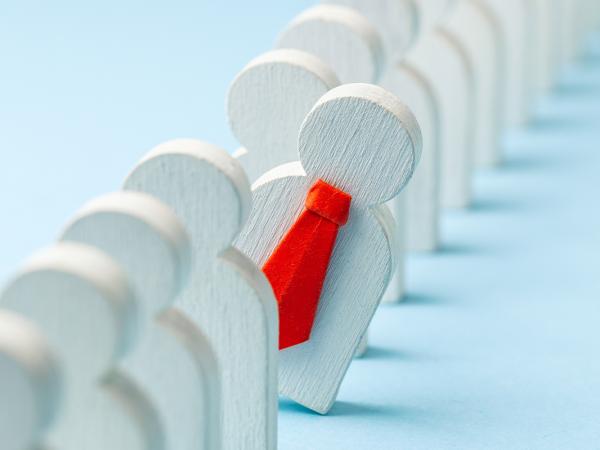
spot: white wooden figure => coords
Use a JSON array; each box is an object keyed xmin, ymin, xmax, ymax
[
  {"xmin": 445, "ymin": 0, "xmax": 504, "ymax": 167},
  {"xmin": 355, "ymin": 333, "xmax": 369, "ymax": 358},
  {"xmin": 577, "ymin": 0, "xmax": 594, "ymax": 47},
  {"xmin": 482, "ymin": 0, "xmax": 532, "ymax": 127},
  {"xmin": 323, "ymin": 0, "xmax": 420, "ymax": 62},
  {"xmin": 60, "ymin": 191, "xmax": 220, "ymax": 450},
  {"xmin": 324, "ymin": 0, "xmax": 442, "ymax": 252},
  {"xmin": 123, "ymin": 140, "xmax": 279, "ymax": 450},
  {"xmin": 0, "ymin": 310, "xmax": 61, "ymax": 450},
  {"xmin": 228, "ymin": 49, "xmax": 340, "ymax": 183},
  {"xmin": 0, "ymin": 243, "xmax": 164, "ymax": 450},
  {"xmin": 407, "ymin": 0, "xmax": 475, "ymax": 208},
  {"xmin": 277, "ymin": 5, "xmax": 385, "ymax": 84},
  {"xmin": 532, "ymin": 0, "xmax": 555, "ymax": 94},
  {"xmin": 546, "ymin": 0, "xmax": 566, "ymax": 79},
  {"xmin": 235, "ymin": 83, "xmax": 422, "ymax": 413},
  {"xmin": 558, "ymin": 0, "xmax": 578, "ymax": 66},
  {"xmin": 276, "ymin": 5, "xmax": 408, "ymax": 305},
  {"xmin": 591, "ymin": 0, "xmax": 600, "ymax": 31},
  {"xmin": 227, "ymin": 50, "xmax": 378, "ymax": 355}
]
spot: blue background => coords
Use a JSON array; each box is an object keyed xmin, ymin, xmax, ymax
[{"xmin": 2, "ymin": 2, "xmax": 599, "ymax": 448}]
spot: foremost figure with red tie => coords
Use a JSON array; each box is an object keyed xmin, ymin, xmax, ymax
[{"xmin": 236, "ymin": 83, "xmax": 422, "ymax": 414}]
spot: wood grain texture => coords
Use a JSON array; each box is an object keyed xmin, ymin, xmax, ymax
[
  {"xmin": 123, "ymin": 140, "xmax": 279, "ymax": 450},
  {"xmin": 228, "ymin": 49, "xmax": 340, "ymax": 183},
  {"xmin": 276, "ymin": 4, "xmax": 414, "ymax": 302},
  {"xmin": 0, "ymin": 243, "xmax": 164, "ymax": 450},
  {"xmin": 61, "ymin": 191, "xmax": 220, "ymax": 450},
  {"xmin": 0, "ymin": 310, "xmax": 61, "ymax": 450},
  {"xmin": 446, "ymin": 0, "xmax": 504, "ymax": 167},
  {"xmin": 408, "ymin": 27, "xmax": 475, "ymax": 208},
  {"xmin": 277, "ymin": 5, "xmax": 385, "ymax": 84},
  {"xmin": 236, "ymin": 84, "xmax": 420, "ymax": 413},
  {"xmin": 328, "ymin": 0, "xmax": 441, "ymax": 250}
]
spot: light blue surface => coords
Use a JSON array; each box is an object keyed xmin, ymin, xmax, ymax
[{"xmin": 2, "ymin": 3, "xmax": 600, "ymax": 449}]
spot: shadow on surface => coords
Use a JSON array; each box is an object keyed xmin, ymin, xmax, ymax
[
  {"xmin": 528, "ymin": 115, "xmax": 583, "ymax": 132},
  {"xmin": 553, "ymin": 80, "xmax": 600, "ymax": 97},
  {"xmin": 400, "ymin": 292, "xmax": 445, "ymax": 306},
  {"xmin": 279, "ymin": 398, "xmax": 403, "ymax": 418},
  {"xmin": 436, "ymin": 243, "xmax": 481, "ymax": 256},
  {"xmin": 498, "ymin": 153, "xmax": 563, "ymax": 172},
  {"xmin": 574, "ymin": 47, "xmax": 600, "ymax": 69},
  {"xmin": 359, "ymin": 345, "xmax": 409, "ymax": 361},
  {"xmin": 469, "ymin": 197, "xmax": 523, "ymax": 213}
]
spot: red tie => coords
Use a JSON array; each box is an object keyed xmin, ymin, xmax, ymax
[{"xmin": 263, "ymin": 179, "xmax": 352, "ymax": 350}]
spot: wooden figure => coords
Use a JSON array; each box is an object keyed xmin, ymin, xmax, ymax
[
  {"xmin": 558, "ymin": 0, "xmax": 578, "ymax": 66},
  {"xmin": 0, "ymin": 310, "xmax": 61, "ymax": 450},
  {"xmin": 407, "ymin": 0, "xmax": 475, "ymax": 208},
  {"xmin": 61, "ymin": 191, "xmax": 220, "ymax": 450},
  {"xmin": 0, "ymin": 243, "xmax": 164, "ymax": 450},
  {"xmin": 228, "ymin": 49, "xmax": 340, "ymax": 183},
  {"xmin": 227, "ymin": 49, "xmax": 375, "ymax": 354},
  {"xmin": 323, "ymin": 0, "xmax": 420, "ymax": 62},
  {"xmin": 532, "ymin": 0, "xmax": 555, "ymax": 94},
  {"xmin": 277, "ymin": 5, "xmax": 385, "ymax": 84},
  {"xmin": 123, "ymin": 140, "xmax": 279, "ymax": 450},
  {"xmin": 276, "ymin": 4, "xmax": 409, "ymax": 306},
  {"xmin": 574, "ymin": 0, "xmax": 591, "ymax": 53},
  {"xmin": 481, "ymin": 0, "xmax": 532, "ymax": 127},
  {"xmin": 235, "ymin": 83, "xmax": 422, "ymax": 414},
  {"xmin": 445, "ymin": 0, "xmax": 504, "ymax": 167},
  {"xmin": 324, "ymin": 0, "xmax": 442, "ymax": 252}
]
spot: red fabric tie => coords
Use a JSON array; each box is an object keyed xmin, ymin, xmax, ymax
[{"xmin": 263, "ymin": 179, "xmax": 352, "ymax": 350}]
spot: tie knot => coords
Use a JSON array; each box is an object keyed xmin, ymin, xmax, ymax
[{"xmin": 305, "ymin": 180, "xmax": 352, "ymax": 226}]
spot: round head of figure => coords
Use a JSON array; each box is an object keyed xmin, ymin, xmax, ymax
[
  {"xmin": 298, "ymin": 83, "xmax": 422, "ymax": 208},
  {"xmin": 124, "ymin": 139, "xmax": 251, "ymax": 260},
  {"xmin": 0, "ymin": 243, "xmax": 136, "ymax": 382},
  {"xmin": 322, "ymin": 0, "xmax": 420, "ymax": 61},
  {"xmin": 61, "ymin": 191, "xmax": 191, "ymax": 323},
  {"xmin": 227, "ymin": 49, "xmax": 340, "ymax": 181},
  {"xmin": 277, "ymin": 5, "xmax": 384, "ymax": 84}
]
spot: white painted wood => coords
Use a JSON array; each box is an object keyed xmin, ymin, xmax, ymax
[
  {"xmin": 482, "ymin": 0, "xmax": 532, "ymax": 127},
  {"xmin": 354, "ymin": 332, "xmax": 369, "ymax": 358},
  {"xmin": 276, "ymin": 4, "xmax": 415, "ymax": 309},
  {"xmin": 578, "ymin": 0, "xmax": 595, "ymax": 44},
  {"xmin": 276, "ymin": 5, "xmax": 409, "ymax": 308},
  {"xmin": 228, "ymin": 49, "xmax": 340, "ymax": 183},
  {"xmin": 326, "ymin": 0, "xmax": 442, "ymax": 251},
  {"xmin": 420, "ymin": 0, "xmax": 453, "ymax": 29},
  {"xmin": 558, "ymin": 0, "xmax": 578, "ymax": 65},
  {"xmin": 236, "ymin": 84, "xmax": 421, "ymax": 413},
  {"xmin": 446, "ymin": 0, "xmax": 504, "ymax": 167},
  {"xmin": 61, "ymin": 191, "xmax": 220, "ymax": 450},
  {"xmin": 277, "ymin": 5, "xmax": 385, "ymax": 84},
  {"xmin": 546, "ymin": 0, "xmax": 565, "ymax": 79},
  {"xmin": 124, "ymin": 140, "xmax": 279, "ymax": 450},
  {"xmin": 591, "ymin": 0, "xmax": 600, "ymax": 31},
  {"xmin": 407, "ymin": 18, "xmax": 475, "ymax": 208},
  {"xmin": 0, "ymin": 310, "xmax": 61, "ymax": 450},
  {"xmin": 0, "ymin": 243, "xmax": 164, "ymax": 450},
  {"xmin": 383, "ymin": 66, "xmax": 440, "ymax": 252},
  {"xmin": 321, "ymin": 0, "xmax": 420, "ymax": 62},
  {"xmin": 532, "ymin": 0, "xmax": 556, "ymax": 93}
]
